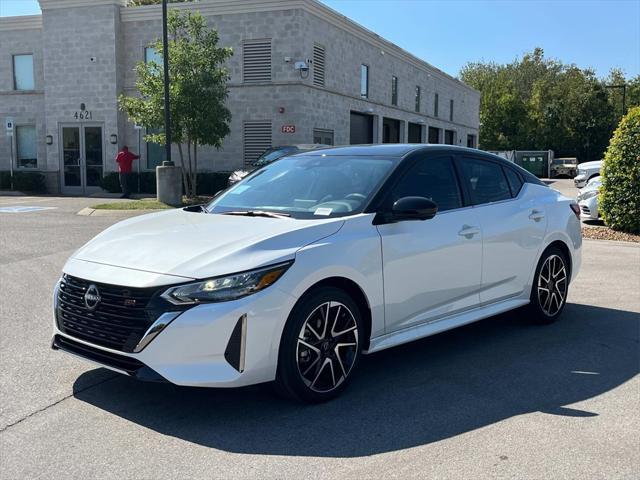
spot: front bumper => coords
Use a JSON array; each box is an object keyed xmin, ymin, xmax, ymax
[
  {"xmin": 579, "ymin": 196, "xmax": 599, "ymax": 220},
  {"xmin": 53, "ymin": 283, "xmax": 298, "ymax": 388},
  {"xmin": 574, "ymin": 175, "xmax": 587, "ymax": 188}
]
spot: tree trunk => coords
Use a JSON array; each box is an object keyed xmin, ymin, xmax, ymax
[
  {"xmin": 177, "ymin": 142, "xmax": 188, "ymax": 195},
  {"xmin": 193, "ymin": 143, "xmax": 198, "ymax": 196},
  {"xmin": 186, "ymin": 139, "xmax": 193, "ymax": 197}
]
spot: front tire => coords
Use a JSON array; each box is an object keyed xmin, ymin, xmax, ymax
[
  {"xmin": 528, "ymin": 247, "xmax": 569, "ymax": 324},
  {"xmin": 275, "ymin": 287, "xmax": 362, "ymax": 403}
]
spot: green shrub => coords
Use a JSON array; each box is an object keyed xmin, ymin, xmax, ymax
[
  {"xmin": 600, "ymin": 106, "xmax": 640, "ymax": 233},
  {"xmin": 99, "ymin": 171, "xmax": 229, "ymax": 195},
  {"xmin": 196, "ymin": 172, "xmax": 229, "ymax": 195},
  {"xmin": 0, "ymin": 171, "xmax": 47, "ymax": 193},
  {"xmin": 0, "ymin": 171, "xmax": 11, "ymax": 190},
  {"xmin": 99, "ymin": 172, "xmax": 158, "ymax": 194}
]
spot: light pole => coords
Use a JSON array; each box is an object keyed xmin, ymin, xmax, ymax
[
  {"xmin": 162, "ymin": 0, "xmax": 172, "ymax": 164},
  {"xmin": 605, "ymin": 84, "xmax": 627, "ymax": 118}
]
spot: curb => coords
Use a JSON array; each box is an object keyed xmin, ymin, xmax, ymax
[{"xmin": 77, "ymin": 207, "xmax": 164, "ymax": 216}]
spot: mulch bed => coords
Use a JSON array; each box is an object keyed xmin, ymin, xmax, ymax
[{"xmin": 582, "ymin": 224, "xmax": 640, "ymax": 243}]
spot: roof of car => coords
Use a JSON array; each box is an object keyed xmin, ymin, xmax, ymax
[{"xmin": 300, "ymin": 143, "xmax": 490, "ymax": 158}]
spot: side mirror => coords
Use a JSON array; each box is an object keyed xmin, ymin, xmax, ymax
[{"xmin": 389, "ymin": 196, "xmax": 438, "ymax": 222}]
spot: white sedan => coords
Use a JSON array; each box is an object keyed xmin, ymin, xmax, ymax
[
  {"xmin": 52, "ymin": 145, "xmax": 582, "ymax": 403},
  {"xmin": 577, "ymin": 177, "xmax": 602, "ymax": 220}
]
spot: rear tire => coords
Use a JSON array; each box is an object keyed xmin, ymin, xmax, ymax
[
  {"xmin": 527, "ymin": 246, "xmax": 569, "ymax": 324},
  {"xmin": 275, "ymin": 287, "xmax": 362, "ymax": 403}
]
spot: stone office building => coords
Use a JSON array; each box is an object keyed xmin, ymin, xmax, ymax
[{"xmin": 0, "ymin": 0, "xmax": 480, "ymax": 195}]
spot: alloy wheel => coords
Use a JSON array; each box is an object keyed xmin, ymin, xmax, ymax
[
  {"xmin": 537, "ymin": 254, "xmax": 568, "ymax": 316},
  {"xmin": 296, "ymin": 301, "xmax": 359, "ymax": 393}
]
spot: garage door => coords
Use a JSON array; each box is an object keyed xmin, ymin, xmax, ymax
[{"xmin": 350, "ymin": 112, "xmax": 374, "ymax": 144}]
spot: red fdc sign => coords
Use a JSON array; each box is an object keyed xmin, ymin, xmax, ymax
[{"xmin": 281, "ymin": 124, "xmax": 296, "ymax": 133}]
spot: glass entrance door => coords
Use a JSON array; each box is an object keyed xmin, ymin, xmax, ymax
[{"xmin": 60, "ymin": 125, "xmax": 104, "ymax": 194}]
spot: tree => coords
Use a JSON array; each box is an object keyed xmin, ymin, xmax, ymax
[
  {"xmin": 599, "ymin": 107, "xmax": 640, "ymax": 233},
  {"xmin": 459, "ymin": 49, "xmax": 633, "ymax": 161},
  {"xmin": 128, "ymin": 0, "xmax": 195, "ymax": 6},
  {"xmin": 119, "ymin": 10, "xmax": 232, "ymax": 197}
]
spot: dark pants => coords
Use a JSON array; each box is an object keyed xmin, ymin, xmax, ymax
[{"xmin": 119, "ymin": 172, "xmax": 131, "ymax": 197}]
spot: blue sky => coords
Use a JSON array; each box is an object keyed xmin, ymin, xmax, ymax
[{"xmin": 2, "ymin": 0, "xmax": 639, "ymax": 78}]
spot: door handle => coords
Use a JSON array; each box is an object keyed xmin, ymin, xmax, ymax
[
  {"xmin": 529, "ymin": 209, "xmax": 545, "ymax": 222},
  {"xmin": 458, "ymin": 225, "xmax": 480, "ymax": 238}
]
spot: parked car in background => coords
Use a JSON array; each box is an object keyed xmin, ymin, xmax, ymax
[
  {"xmin": 550, "ymin": 158, "xmax": 577, "ymax": 178},
  {"xmin": 574, "ymin": 160, "xmax": 602, "ymax": 188},
  {"xmin": 52, "ymin": 145, "xmax": 582, "ymax": 403},
  {"xmin": 577, "ymin": 176, "xmax": 602, "ymax": 220},
  {"xmin": 228, "ymin": 144, "xmax": 328, "ymax": 185}
]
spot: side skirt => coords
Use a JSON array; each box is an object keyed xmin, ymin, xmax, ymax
[{"xmin": 365, "ymin": 297, "xmax": 530, "ymax": 354}]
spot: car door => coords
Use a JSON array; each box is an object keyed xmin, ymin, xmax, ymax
[
  {"xmin": 376, "ymin": 155, "xmax": 483, "ymax": 333},
  {"xmin": 457, "ymin": 156, "xmax": 547, "ymax": 304}
]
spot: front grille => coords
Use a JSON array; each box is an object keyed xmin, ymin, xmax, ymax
[
  {"xmin": 52, "ymin": 334, "xmax": 145, "ymax": 375},
  {"xmin": 56, "ymin": 275, "xmax": 159, "ymax": 352}
]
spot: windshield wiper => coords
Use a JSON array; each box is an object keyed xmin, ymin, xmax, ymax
[{"xmin": 220, "ymin": 210, "xmax": 291, "ymax": 218}]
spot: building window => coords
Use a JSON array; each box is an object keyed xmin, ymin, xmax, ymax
[
  {"xmin": 313, "ymin": 44, "xmax": 325, "ymax": 87},
  {"xmin": 313, "ymin": 128, "xmax": 334, "ymax": 145},
  {"xmin": 13, "ymin": 54, "xmax": 34, "ymax": 90},
  {"xmin": 146, "ymin": 128, "xmax": 166, "ymax": 169},
  {"xmin": 434, "ymin": 93, "xmax": 439, "ymax": 117},
  {"xmin": 467, "ymin": 134, "xmax": 476, "ymax": 148},
  {"xmin": 450, "ymin": 99, "xmax": 454, "ymax": 121},
  {"xmin": 415, "ymin": 86, "xmax": 421, "ymax": 112},
  {"xmin": 244, "ymin": 121, "xmax": 272, "ymax": 167},
  {"xmin": 243, "ymin": 39, "xmax": 272, "ymax": 83},
  {"xmin": 444, "ymin": 129, "xmax": 455, "ymax": 145},
  {"xmin": 391, "ymin": 76, "xmax": 398, "ymax": 106},
  {"xmin": 360, "ymin": 64, "xmax": 369, "ymax": 98},
  {"xmin": 144, "ymin": 47, "xmax": 163, "ymax": 65},
  {"xmin": 16, "ymin": 125, "xmax": 37, "ymax": 169}
]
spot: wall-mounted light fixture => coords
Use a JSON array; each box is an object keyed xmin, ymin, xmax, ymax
[
  {"xmin": 416, "ymin": 119, "xmax": 426, "ymax": 124},
  {"xmin": 46, "ymin": 135, "xmax": 53, "ymax": 145},
  {"xmin": 109, "ymin": 134, "xmax": 118, "ymax": 144},
  {"xmin": 80, "ymin": 103, "xmax": 86, "ymax": 111}
]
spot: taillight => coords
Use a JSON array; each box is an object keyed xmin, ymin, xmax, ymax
[{"xmin": 570, "ymin": 203, "xmax": 580, "ymax": 218}]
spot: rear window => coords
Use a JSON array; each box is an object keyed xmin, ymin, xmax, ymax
[
  {"xmin": 459, "ymin": 157, "xmax": 511, "ymax": 205},
  {"xmin": 503, "ymin": 167, "xmax": 524, "ymax": 197}
]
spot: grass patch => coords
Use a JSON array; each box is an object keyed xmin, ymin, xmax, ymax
[{"xmin": 91, "ymin": 196, "xmax": 212, "ymax": 211}]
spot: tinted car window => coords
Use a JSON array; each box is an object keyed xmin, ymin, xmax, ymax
[
  {"xmin": 391, "ymin": 156, "xmax": 462, "ymax": 211},
  {"xmin": 503, "ymin": 167, "xmax": 524, "ymax": 197},
  {"xmin": 460, "ymin": 157, "xmax": 511, "ymax": 204}
]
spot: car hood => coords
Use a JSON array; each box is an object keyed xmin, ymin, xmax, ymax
[
  {"xmin": 578, "ymin": 160, "xmax": 602, "ymax": 170},
  {"xmin": 71, "ymin": 209, "xmax": 344, "ymax": 279}
]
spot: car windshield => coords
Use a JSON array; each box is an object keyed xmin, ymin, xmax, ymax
[
  {"xmin": 253, "ymin": 147, "xmax": 297, "ymax": 167},
  {"xmin": 208, "ymin": 155, "xmax": 396, "ymax": 219}
]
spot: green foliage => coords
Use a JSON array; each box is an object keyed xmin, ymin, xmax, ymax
[
  {"xmin": 0, "ymin": 171, "xmax": 47, "ymax": 193},
  {"xmin": 118, "ymin": 9, "xmax": 233, "ymax": 197},
  {"xmin": 100, "ymin": 171, "xmax": 228, "ymax": 195},
  {"xmin": 128, "ymin": 0, "xmax": 195, "ymax": 6},
  {"xmin": 100, "ymin": 172, "xmax": 157, "ymax": 194},
  {"xmin": 599, "ymin": 107, "xmax": 640, "ymax": 233},
  {"xmin": 460, "ymin": 48, "xmax": 638, "ymax": 161}
]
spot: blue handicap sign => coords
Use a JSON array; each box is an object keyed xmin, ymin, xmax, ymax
[{"xmin": 0, "ymin": 206, "xmax": 57, "ymax": 213}]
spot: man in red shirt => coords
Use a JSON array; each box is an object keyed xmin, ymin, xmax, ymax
[{"xmin": 115, "ymin": 146, "xmax": 139, "ymax": 198}]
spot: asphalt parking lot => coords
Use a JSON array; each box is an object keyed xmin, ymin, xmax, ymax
[{"xmin": 0, "ymin": 190, "xmax": 638, "ymax": 479}]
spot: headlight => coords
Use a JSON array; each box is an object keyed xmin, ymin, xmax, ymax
[
  {"xmin": 581, "ymin": 190, "xmax": 598, "ymax": 200},
  {"xmin": 161, "ymin": 261, "xmax": 293, "ymax": 305}
]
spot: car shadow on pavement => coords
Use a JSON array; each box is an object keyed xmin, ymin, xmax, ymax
[{"xmin": 73, "ymin": 303, "xmax": 639, "ymax": 458}]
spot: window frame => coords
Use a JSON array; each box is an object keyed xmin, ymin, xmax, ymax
[
  {"xmin": 13, "ymin": 53, "xmax": 35, "ymax": 91},
  {"xmin": 502, "ymin": 165, "xmax": 525, "ymax": 198},
  {"xmin": 434, "ymin": 92, "xmax": 439, "ymax": 117},
  {"xmin": 391, "ymin": 75, "xmax": 398, "ymax": 106},
  {"xmin": 360, "ymin": 64, "xmax": 369, "ymax": 98},
  {"xmin": 15, "ymin": 124, "xmax": 38, "ymax": 169},
  {"xmin": 415, "ymin": 86, "xmax": 421, "ymax": 112},
  {"xmin": 449, "ymin": 99, "xmax": 454, "ymax": 121}
]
